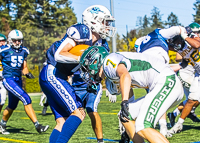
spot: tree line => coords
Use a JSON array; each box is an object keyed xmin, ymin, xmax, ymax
[{"xmin": 1, "ymin": 0, "xmax": 200, "ymax": 69}]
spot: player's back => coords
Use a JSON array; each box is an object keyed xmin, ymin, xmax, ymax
[{"xmin": 103, "ymin": 52, "xmax": 174, "ymax": 89}]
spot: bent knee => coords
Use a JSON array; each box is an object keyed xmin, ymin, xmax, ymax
[{"xmin": 72, "ymin": 107, "xmax": 86, "ymax": 121}]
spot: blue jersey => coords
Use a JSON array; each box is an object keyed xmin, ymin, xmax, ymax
[
  {"xmin": 139, "ymin": 29, "xmax": 168, "ymax": 53},
  {"xmin": 46, "ymin": 23, "xmax": 109, "ymax": 82},
  {"xmin": 0, "ymin": 45, "xmax": 29, "ymax": 78}
]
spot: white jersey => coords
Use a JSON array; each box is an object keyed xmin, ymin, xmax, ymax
[{"xmin": 103, "ymin": 52, "xmax": 174, "ymax": 90}]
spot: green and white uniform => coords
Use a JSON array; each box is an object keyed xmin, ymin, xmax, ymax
[{"xmin": 103, "ymin": 52, "xmax": 183, "ymax": 132}]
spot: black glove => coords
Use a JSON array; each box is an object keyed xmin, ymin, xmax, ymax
[
  {"xmin": 0, "ymin": 76, "xmax": 3, "ymax": 81},
  {"xmin": 25, "ymin": 73, "xmax": 35, "ymax": 79},
  {"xmin": 185, "ymin": 26, "xmax": 193, "ymax": 36},
  {"xmin": 120, "ymin": 100, "xmax": 130, "ymax": 123},
  {"xmin": 180, "ymin": 59, "xmax": 189, "ymax": 69}
]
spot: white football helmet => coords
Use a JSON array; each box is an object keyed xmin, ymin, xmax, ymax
[
  {"xmin": 82, "ymin": 5, "xmax": 116, "ymax": 39},
  {"xmin": 8, "ymin": 29, "xmax": 23, "ymax": 49}
]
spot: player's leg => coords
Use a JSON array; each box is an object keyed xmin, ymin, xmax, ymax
[
  {"xmin": 169, "ymin": 74, "xmax": 200, "ymax": 134},
  {"xmin": 135, "ymin": 74, "xmax": 183, "ymax": 142},
  {"xmin": 85, "ymin": 84, "xmax": 104, "ymax": 143},
  {"xmin": 42, "ymin": 97, "xmax": 49, "ymax": 115},
  {"xmin": 3, "ymin": 77, "xmax": 49, "ymax": 133},
  {"xmin": 0, "ymin": 82, "xmax": 7, "ymax": 113},
  {"xmin": 39, "ymin": 92, "xmax": 46, "ymax": 106},
  {"xmin": 138, "ymin": 128, "xmax": 169, "ymax": 143},
  {"xmin": 159, "ymin": 113, "xmax": 172, "ymax": 138},
  {"xmin": 122, "ymin": 120, "xmax": 144, "ymax": 143},
  {"xmin": 40, "ymin": 66, "xmax": 85, "ymax": 142}
]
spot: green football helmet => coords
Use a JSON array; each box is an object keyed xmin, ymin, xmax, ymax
[
  {"xmin": 76, "ymin": 45, "xmax": 109, "ymax": 89},
  {"xmin": 189, "ymin": 22, "xmax": 200, "ymax": 32},
  {"xmin": 0, "ymin": 33, "xmax": 7, "ymax": 41}
]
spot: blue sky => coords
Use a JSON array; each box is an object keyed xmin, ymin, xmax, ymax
[{"xmin": 70, "ymin": 0, "xmax": 196, "ymax": 37}]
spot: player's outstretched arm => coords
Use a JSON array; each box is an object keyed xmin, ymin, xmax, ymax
[{"xmin": 22, "ymin": 60, "xmax": 35, "ymax": 79}]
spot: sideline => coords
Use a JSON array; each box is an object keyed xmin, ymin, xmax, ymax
[{"xmin": 0, "ymin": 137, "xmax": 37, "ymax": 143}]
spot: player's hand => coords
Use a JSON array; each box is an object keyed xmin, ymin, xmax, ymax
[
  {"xmin": 120, "ymin": 100, "xmax": 130, "ymax": 122},
  {"xmin": 25, "ymin": 73, "xmax": 35, "ymax": 79},
  {"xmin": 185, "ymin": 26, "xmax": 193, "ymax": 37},
  {"xmin": 179, "ymin": 26, "xmax": 188, "ymax": 40},
  {"xmin": 0, "ymin": 76, "xmax": 3, "ymax": 81},
  {"xmin": 109, "ymin": 94, "xmax": 117, "ymax": 103}
]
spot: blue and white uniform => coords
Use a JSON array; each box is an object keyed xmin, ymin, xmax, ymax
[
  {"xmin": 0, "ymin": 44, "xmax": 31, "ymax": 110},
  {"xmin": 39, "ymin": 23, "xmax": 109, "ymax": 119},
  {"xmin": 138, "ymin": 26, "xmax": 181, "ymax": 64}
]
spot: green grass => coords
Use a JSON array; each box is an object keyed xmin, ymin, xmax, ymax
[{"xmin": 0, "ymin": 89, "xmax": 200, "ymax": 143}]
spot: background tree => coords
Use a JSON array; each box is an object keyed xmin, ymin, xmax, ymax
[
  {"xmin": 193, "ymin": 0, "xmax": 200, "ymax": 23},
  {"xmin": 165, "ymin": 12, "xmax": 181, "ymax": 27},
  {"xmin": 150, "ymin": 6, "xmax": 164, "ymax": 28}
]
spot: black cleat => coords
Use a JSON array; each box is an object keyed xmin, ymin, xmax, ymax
[
  {"xmin": 167, "ymin": 112, "xmax": 176, "ymax": 127},
  {"xmin": 42, "ymin": 106, "xmax": 47, "ymax": 115},
  {"xmin": 36, "ymin": 124, "xmax": 49, "ymax": 133},
  {"xmin": 187, "ymin": 113, "xmax": 200, "ymax": 123},
  {"xmin": 119, "ymin": 131, "xmax": 130, "ymax": 143}
]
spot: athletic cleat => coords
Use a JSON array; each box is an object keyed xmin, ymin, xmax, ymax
[
  {"xmin": 119, "ymin": 131, "xmax": 130, "ymax": 143},
  {"xmin": 36, "ymin": 124, "xmax": 49, "ymax": 133},
  {"xmin": 167, "ymin": 112, "xmax": 176, "ymax": 127},
  {"xmin": 160, "ymin": 124, "xmax": 172, "ymax": 138},
  {"xmin": 169, "ymin": 122, "xmax": 183, "ymax": 134},
  {"xmin": 42, "ymin": 106, "xmax": 47, "ymax": 115},
  {"xmin": 0, "ymin": 124, "xmax": 10, "ymax": 135},
  {"xmin": 187, "ymin": 112, "xmax": 200, "ymax": 123}
]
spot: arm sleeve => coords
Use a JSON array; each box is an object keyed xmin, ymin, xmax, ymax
[
  {"xmin": 159, "ymin": 26, "xmax": 180, "ymax": 40},
  {"xmin": 54, "ymin": 37, "xmax": 77, "ymax": 63}
]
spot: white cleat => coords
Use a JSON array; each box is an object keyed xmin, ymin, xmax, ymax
[
  {"xmin": 169, "ymin": 122, "xmax": 183, "ymax": 134},
  {"xmin": 0, "ymin": 124, "xmax": 10, "ymax": 135}
]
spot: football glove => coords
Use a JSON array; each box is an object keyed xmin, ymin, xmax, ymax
[
  {"xmin": 120, "ymin": 100, "xmax": 130, "ymax": 122},
  {"xmin": 0, "ymin": 76, "xmax": 3, "ymax": 81},
  {"xmin": 25, "ymin": 73, "xmax": 35, "ymax": 79},
  {"xmin": 109, "ymin": 94, "xmax": 117, "ymax": 103},
  {"xmin": 180, "ymin": 59, "xmax": 188, "ymax": 69}
]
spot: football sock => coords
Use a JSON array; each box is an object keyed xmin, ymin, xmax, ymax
[
  {"xmin": 97, "ymin": 138, "xmax": 104, "ymax": 143},
  {"xmin": 173, "ymin": 108, "xmax": 180, "ymax": 117},
  {"xmin": 1, "ymin": 119, "xmax": 7, "ymax": 127},
  {"xmin": 56, "ymin": 115, "xmax": 82, "ymax": 143},
  {"xmin": 178, "ymin": 118, "xmax": 184, "ymax": 124},
  {"xmin": 159, "ymin": 119, "xmax": 167, "ymax": 126},
  {"xmin": 49, "ymin": 129, "xmax": 60, "ymax": 143},
  {"xmin": 34, "ymin": 121, "xmax": 40, "ymax": 128}
]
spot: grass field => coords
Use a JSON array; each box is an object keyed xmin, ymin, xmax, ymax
[{"xmin": 0, "ymin": 89, "xmax": 200, "ymax": 143}]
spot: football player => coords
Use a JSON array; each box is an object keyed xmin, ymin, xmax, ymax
[
  {"xmin": 136, "ymin": 25, "xmax": 200, "ymax": 138},
  {"xmin": 167, "ymin": 22, "xmax": 200, "ymax": 134},
  {"xmin": 74, "ymin": 46, "xmax": 184, "ymax": 143},
  {"xmin": 118, "ymin": 25, "xmax": 200, "ymax": 140},
  {"xmin": 39, "ymin": 5, "xmax": 116, "ymax": 143},
  {"xmin": 0, "ymin": 33, "xmax": 7, "ymax": 113},
  {"xmin": 0, "ymin": 30, "xmax": 49, "ymax": 134}
]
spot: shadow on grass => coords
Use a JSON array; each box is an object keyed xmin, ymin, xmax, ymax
[
  {"xmin": 182, "ymin": 124, "xmax": 200, "ymax": 132},
  {"xmin": 38, "ymin": 113, "xmax": 53, "ymax": 116},
  {"xmin": 6, "ymin": 126, "xmax": 36, "ymax": 134}
]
